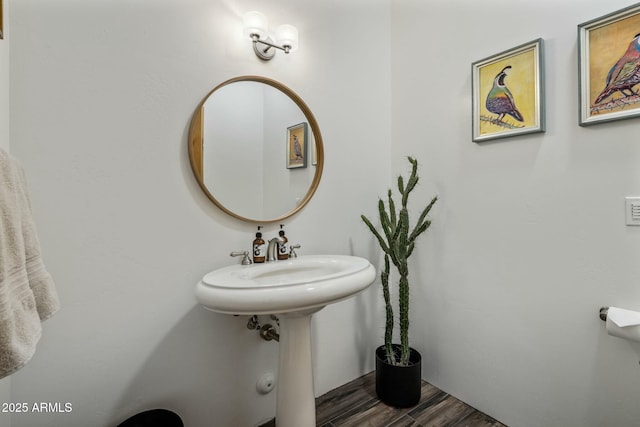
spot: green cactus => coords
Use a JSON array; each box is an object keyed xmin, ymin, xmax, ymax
[{"xmin": 361, "ymin": 157, "xmax": 437, "ymax": 366}]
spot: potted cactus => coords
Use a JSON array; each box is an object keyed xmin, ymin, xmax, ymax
[{"xmin": 361, "ymin": 156, "xmax": 437, "ymax": 407}]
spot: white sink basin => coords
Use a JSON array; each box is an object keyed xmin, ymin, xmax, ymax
[{"xmin": 195, "ymin": 254, "xmax": 376, "ymax": 315}]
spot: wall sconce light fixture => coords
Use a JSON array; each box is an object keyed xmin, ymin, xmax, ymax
[{"xmin": 243, "ymin": 11, "xmax": 298, "ymax": 61}]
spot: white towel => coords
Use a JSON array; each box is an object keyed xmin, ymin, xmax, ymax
[{"xmin": 0, "ymin": 148, "xmax": 60, "ymax": 379}]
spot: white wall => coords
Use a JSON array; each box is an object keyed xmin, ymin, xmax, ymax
[
  {"xmin": 203, "ymin": 83, "xmax": 265, "ymax": 217},
  {"xmin": 391, "ymin": 0, "xmax": 640, "ymax": 426},
  {"xmin": 8, "ymin": 1, "xmax": 390, "ymax": 426},
  {"xmin": 0, "ymin": 0, "xmax": 10, "ymax": 422}
]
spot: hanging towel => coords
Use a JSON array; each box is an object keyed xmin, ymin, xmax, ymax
[{"xmin": 0, "ymin": 148, "xmax": 60, "ymax": 379}]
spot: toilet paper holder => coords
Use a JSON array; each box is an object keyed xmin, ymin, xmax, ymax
[
  {"xmin": 599, "ymin": 306, "xmax": 640, "ymax": 365},
  {"xmin": 599, "ymin": 307, "xmax": 609, "ymax": 321}
]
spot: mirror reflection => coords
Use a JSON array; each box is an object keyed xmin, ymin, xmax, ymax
[{"xmin": 189, "ymin": 76, "xmax": 324, "ymax": 223}]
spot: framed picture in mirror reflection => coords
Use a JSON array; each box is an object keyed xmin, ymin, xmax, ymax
[{"xmin": 286, "ymin": 122, "xmax": 308, "ymax": 169}]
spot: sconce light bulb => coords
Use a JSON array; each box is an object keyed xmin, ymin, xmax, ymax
[
  {"xmin": 275, "ymin": 24, "xmax": 299, "ymax": 52},
  {"xmin": 243, "ymin": 11, "xmax": 268, "ymax": 41}
]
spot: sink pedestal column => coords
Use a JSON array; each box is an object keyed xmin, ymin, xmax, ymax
[{"xmin": 276, "ymin": 308, "xmax": 322, "ymax": 427}]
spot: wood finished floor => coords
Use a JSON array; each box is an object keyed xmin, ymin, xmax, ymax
[{"xmin": 259, "ymin": 371, "xmax": 506, "ymax": 427}]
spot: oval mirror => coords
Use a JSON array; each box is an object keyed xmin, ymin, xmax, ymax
[{"xmin": 188, "ymin": 76, "xmax": 324, "ymax": 223}]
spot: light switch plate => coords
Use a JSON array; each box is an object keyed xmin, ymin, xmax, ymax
[{"xmin": 625, "ymin": 197, "xmax": 640, "ymax": 226}]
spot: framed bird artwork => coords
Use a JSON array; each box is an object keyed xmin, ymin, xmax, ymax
[
  {"xmin": 472, "ymin": 39, "xmax": 545, "ymax": 142},
  {"xmin": 579, "ymin": 3, "xmax": 640, "ymax": 126},
  {"xmin": 286, "ymin": 122, "xmax": 308, "ymax": 169}
]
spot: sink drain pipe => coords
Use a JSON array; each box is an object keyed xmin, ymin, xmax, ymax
[{"xmin": 247, "ymin": 315, "xmax": 280, "ymax": 342}]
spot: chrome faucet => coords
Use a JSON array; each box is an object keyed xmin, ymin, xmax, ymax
[{"xmin": 266, "ymin": 236, "xmax": 285, "ymax": 261}]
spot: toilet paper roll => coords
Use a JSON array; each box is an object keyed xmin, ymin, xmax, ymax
[{"xmin": 606, "ymin": 307, "xmax": 640, "ymax": 342}]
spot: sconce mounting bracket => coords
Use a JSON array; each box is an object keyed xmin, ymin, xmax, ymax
[{"xmin": 253, "ymin": 37, "xmax": 277, "ymax": 61}]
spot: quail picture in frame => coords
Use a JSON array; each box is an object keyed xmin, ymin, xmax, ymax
[
  {"xmin": 579, "ymin": 3, "xmax": 640, "ymax": 126},
  {"xmin": 286, "ymin": 122, "xmax": 307, "ymax": 169},
  {"xmin": 472, "ymin": 39, "xmax": 545, "ymax": 142}
]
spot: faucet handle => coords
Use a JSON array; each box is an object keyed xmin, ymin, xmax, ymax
[
  {"xmin": 230, "ymin": 251, "xmax": 252, "ymax": 265},
  {"xmin": 289, "ymin": 244, "xmax": 301, "ymax": 258}
]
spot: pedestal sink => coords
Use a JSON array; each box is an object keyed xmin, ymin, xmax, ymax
[{"xmin": 195, "ymin": 255, "xmax": 376, "ymax": 427}]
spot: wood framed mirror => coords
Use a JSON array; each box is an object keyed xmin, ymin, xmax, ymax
[{"xmin": 188, "ymin": 76, "xmax": 324, "ymax": 223}]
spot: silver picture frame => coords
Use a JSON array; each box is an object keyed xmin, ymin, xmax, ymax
[{"xmin": 472, "ymin": 39, "xmax": 545, "ymax": 142}]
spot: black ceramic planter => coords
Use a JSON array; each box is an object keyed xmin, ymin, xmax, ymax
[{"xmin": 375, "ymin": 344, "xmax": 422, "ymax": 408}]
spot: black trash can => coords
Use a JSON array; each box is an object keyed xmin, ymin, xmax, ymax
[{"xmin": 117, "ymin": 409, "xmax": 183, "ymax": 427}]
